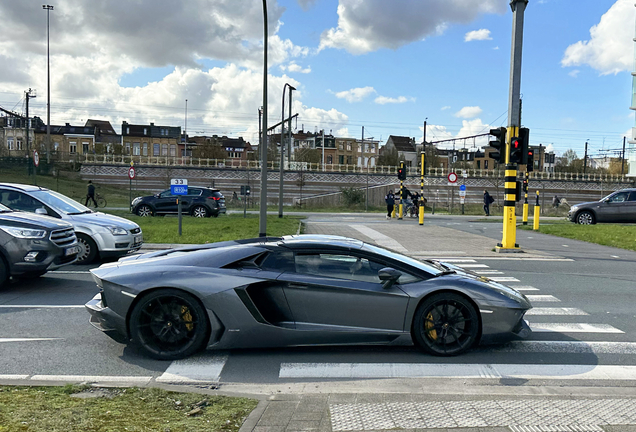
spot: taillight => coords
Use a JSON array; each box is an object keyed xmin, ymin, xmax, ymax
[{"xmin": 207, "ymin": 196, "xmax": 221, "ymax": 201}]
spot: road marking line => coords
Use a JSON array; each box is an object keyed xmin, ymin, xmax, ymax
[
  {"xmin": 0, "ymin": 305, "xmax": 85, "ymax": 308},
  {"xmin": 0, "ymin": 338, "xmax": 62, "ymax": 342},
  {"xmin": 456, "ymin": 264, "xmax": 489, "ymax": 268},
  {"xmin": 156, "ymin": 355, "xmax": 228, "ymax": 384},
  {"xmin": 526, "ymin": 295, "xmax": 560, "ymax": 302},
  {"xmin": 529, "ymin": 323, "xmax": 624, "ymax": 334},
  {"xmin": 348, "ymin": 225, "xmax": 407, "ymax": 253},
  {"xmin": 30, "ymin": 375, "xmax": 152, "ymax": 384},
  {"xmin": 0, "ymin": 375, "xmax": 30, "ymax": 380},
  {"xmin": 509, "ymin": 285, "xmax": 539, "ymax": 291},
  {"xmin": 493, "ymin": 341, "xmax": 636, "ymax": 354},
  {"xmin": 474, "ymin": 270, "xmax": 504, "ymax": 275},
  {"xmin": 280, "ymin": 363, "xmax": 636, "ymax": 380},
  {"xmin": 429, "ymin": 259, "xmax": 476, "ymax": 263},
  {"xmin": 488, "ymin": 277, "xmax": 520, "ymax": 282},
  {"xmin": 525, "ymin": 308, "xmax": 588, "ymax": 316}
]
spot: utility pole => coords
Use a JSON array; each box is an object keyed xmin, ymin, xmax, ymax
[
  {"xmin": 25, "ymin": 88, "xmax": 37, "ymax": 181},
  {"xmin": 363, "ymin": 126, "xmax": 368, "ymax": 211},
  {"xmin": 321, "ymin": 129, "xmax": 325, "ymax": 172},
  {"xmin": 259, "ymin": 0, "xmax": 268, "ymax": 237},
  {"xmin": 583, "ymin": 141, "xmax": 588, "ymax": 174},
  {"xmin": 43, "ymin": 5, "xmax": 54, "ymax": 164},
  {"xmin": 184, "ymin": 99, "xmax": 188, "ymax": 160},
  {"xmin": 498, "ymin": 0, "xmax": 528, "ymax": 252},
  {"xmin": 621, "ymin": 136, "xmax": 626, "ymax": 175}
]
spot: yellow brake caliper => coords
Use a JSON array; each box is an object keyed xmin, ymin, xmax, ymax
[
  {"xmin": 181, "ymin": 306, "xmax": 194, "ymax": 331},
  {"xmin": 425, "ymin": 312, "xmax": 437, "ymax": 340}
]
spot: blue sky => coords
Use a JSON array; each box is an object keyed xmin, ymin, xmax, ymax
[{"xmin": 0, "ymin": 0, "xmax": 633, "ymax": 159}]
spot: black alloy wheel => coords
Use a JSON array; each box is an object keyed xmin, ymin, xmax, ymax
[
  {"xmin": 136, "ymin": 205, "xmax": 153, "ymax": 217},
  {"xmin": 129, "ymin": 289, "xmax": 210, "ymax": 360},
  {"xmin": 76, "ymin": 233, "xmax": 98, "ymax": 264},
  {"xmin": 412, "ymin": 293, "xmax": 479, "ymax": 356},
  {"xmin": 192, "ymin": 205, "xmax": 209, "ymax": 218},
  {"xmin": 576, "ymin": 211, "xmax": 595, "ymax": 225}
]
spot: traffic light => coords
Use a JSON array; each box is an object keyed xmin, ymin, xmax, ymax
[
  {"xmin": 518, "ymin": 127, "xmax": 530, "ymax": 164},
  {"xmin": 526, "ymin": 149, "xmax": 534, "ymax": 172},
  {"xmin": 488, "ymin": 127, "xmax": 506, "ymax": 163},
  {"xmin": 397, "ymin": 164, "xmax": 406, "ymax": 180},
  {"xmin": 522, "ymin": 179, "xmax": 528, "ymax": 193},
  {"xmin": 509, "ymin": 136, "xmax": 522, "ymax": 163}
]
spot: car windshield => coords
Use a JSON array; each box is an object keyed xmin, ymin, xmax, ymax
[
  {"xmin": 362, "ymin": 243, "xmax": 443, "ymax": 276},
  {"xmin": 30, "ymin": 190, "xmax": 93, "ymax": 215}
]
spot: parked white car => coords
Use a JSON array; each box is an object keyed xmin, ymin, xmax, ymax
[{"xmin": 0, "ymin": 183, "xmax": 142, "ymax": 264}]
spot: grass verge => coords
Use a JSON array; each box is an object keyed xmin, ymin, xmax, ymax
[
  {"xmin": 0, "ymin": 385, "xmax": 257, "ymax": 432},
  {"xmin": 108, "ymin": 212, "xmax": 304, "ymax": 244},
  {"xmin": 519, "ymin": 222, "xmax": 636, "ymax": 252}
]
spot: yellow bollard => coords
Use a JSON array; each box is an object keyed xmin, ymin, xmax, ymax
[
  {"xmin": 533, "ymin": 190, "xmax": 540, "ymax": 230},
  {"xmin": 392, "ymin": 206, "xmax": 396, "ymax": 218}
]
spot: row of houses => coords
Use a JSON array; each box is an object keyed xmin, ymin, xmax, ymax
[{"xmin": 1, "ymin": 110, "xmax": 558, "ymax": 172}]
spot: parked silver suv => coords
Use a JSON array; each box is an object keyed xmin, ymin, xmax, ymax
[{"xmin": 0, "ymin": 183, "xmax": 142, "ymax": 263}]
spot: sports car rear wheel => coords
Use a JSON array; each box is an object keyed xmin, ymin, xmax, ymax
[
  {"xmin": 412, "ymin": 293, "xmax": 479, "ymax": 356},
  {"xmin": 129, "ymin": 289, "xmax": 210, "ymax": 360}
]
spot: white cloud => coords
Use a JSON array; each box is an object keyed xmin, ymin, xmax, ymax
[
  {"xmin": 441, "ymin": 106, "xmax": 451, "ymax": 111},
  {"xmin": 333, "ymin": 86, "xmax": 376, "ymax": 102},
  {"xmin": 546, "ymin": 143, "xmax": 555, "ymax": 153},
  {"xmin": 561, "ymin": 0, "xmax": 633, "ymax": 75},
  {"xmin": 568, "ymin": 69, "xmax": 580, "ymax": 78},
  {"xmin": 280, "ymin": 62, "xmax": 312, "ymax": 73},
  {"xmin": 424, "ymin": 119, "xmax": 492, "ymax": 149},
  {"xmin": 374, "ymin": 96, "xmax": 415, "ymax": 105},
  {"xmin": 464, "ymin": 29, "xmax": 492, "ymax": 42},
  {"xmin": 297, "ymin": 0, "xmax": 318, "ymax": 10},
  {"xmin": 454, "ymin": 106, "xmax": 483, "ymax": 119},
  {"xmin": 319, "ymin": 0, "xmax": 507, "ymax": 54},
  {"xmin": 493, "ymin": 46, "xmax": 500, "ymax": 50}
]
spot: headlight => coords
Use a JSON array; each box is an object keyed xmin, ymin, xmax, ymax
[
  {"xmin": 132, "ymin": 197, "xmax": 142, "ymax": 205},
  {"xmin": 105, "ymin": 226, "xmax": 128, "ymax": 236},
  {"xmin": 489, "ymin": 283, "xmax": 525, "ymax": 302},
  {"xmin": 1, "ymin": 227, "xmax": 47, "ymax": 239},
  {"xmin": 569, "ymin": 205, "xmax": 578, "ymax": 212}
]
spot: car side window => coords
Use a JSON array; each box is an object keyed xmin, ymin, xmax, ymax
[
  {"xmin": 293, "ymin": 253, "xmax": 420, "ymax": 284},
  {"xmin": 628, "ymin": 192, "xmax": 636, "ymax": 202},
  {"xmin": 159, "ymin": 190, "xmax": 173, "ymax": 198},
  {"xmin": 1, "ymin": 191, "xmax": 44, "ymax": 213},
  {"xmin": 609, "ymin": 192, "xmax": 629, "ymax": 203},
  {"xmin": 260, "ymin": 251, "xmax": 295, "ymax": 272},
  {"xmin": 187, "ymin": 188, "xmax": 202, "ymax": 197}
]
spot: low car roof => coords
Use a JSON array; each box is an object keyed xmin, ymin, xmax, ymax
[
  {"xmin": 278, "ymin": 235, "xmax": 364, "ymax": 250},
  {"xmin": 0, "ymin": 183, "xmax": 49, "ymax": 192}
]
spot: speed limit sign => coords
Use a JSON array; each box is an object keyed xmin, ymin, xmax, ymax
[
  {"xmin": 33, "ymin": 150, "xmax": 40, "ymax": 167},
  {"xmin": 447, "ymin": 172, "xmax": 457, "ymax": 183},
  {"xmin": 128, "ymin": 166, "xmax": 136, "ymax": 180}
]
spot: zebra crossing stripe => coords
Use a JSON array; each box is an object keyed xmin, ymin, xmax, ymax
[
  {"xmin": 509, "ymin": 286, "xmax": 539, "ymax": 291},
  {"xmin": 279, "ymin": 363, "xmax": 636, "ymax": 380},
  {"xmin": 528, "ymin": 323, "xmax": 624, "ymax": 334},
  {"xmin": 526, "ymin": 295, "xmax": 560, "ymax": 302},
  {"xmin": 525, "ymin": 308, "xmax": 588, "ymax": 316},
  {"xmin": 434, "ymin": 259, "xmax": 476, "ymax": 263},
  {"xmin": 474, "ymin": 270, "xmax": 504, "ymax": 275},
  {"xmin": 488, "ymin": 277, "xmax": 520, "ymax": 282},
  {"xmin": 456, "ymin": 264, "xmax": 489, "ymax": 268},
  {"xmin": 492, "ymin": 341, "xmax": 636, "ymax": 354},
  {"xmin": 156, "ymin": 355, "xmax": 228, "ymax": 384}
]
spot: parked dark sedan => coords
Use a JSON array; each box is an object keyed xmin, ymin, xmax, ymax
[
  {"xmin": 131, "ymin": 187, "xmax": 226, "ymax": 218},
  {"xmin": 85, "ymin": 235, "xmax": 532, "ymax": 360},
  {"xmin": 568, "ymin": 188, "xmax": 636, "ymax": 224}
]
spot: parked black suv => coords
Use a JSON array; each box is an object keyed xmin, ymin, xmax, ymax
[
  {"xmin": 0, "ymin": 203, "xmax": 78, "ymax": 287},
  {"xmin": 131, "ymin": 187, "xmax": 226, "ymax": 218}
]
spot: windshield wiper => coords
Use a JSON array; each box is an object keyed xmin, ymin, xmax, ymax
[
  {"xmin": 431, "ymin": 269, "xmax": 456, "ymax": 278},
  {"xmin": 67, "ymin": 210, "xmax": 93, "ymax": 215}
]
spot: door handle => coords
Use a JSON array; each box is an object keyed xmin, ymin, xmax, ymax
[{"xmin": 287, "ymin": 283, "xmax": 308, "ymax": 289}]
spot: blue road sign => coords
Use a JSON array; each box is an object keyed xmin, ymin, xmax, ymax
[
  {"xmin": 459, "ymin": 184, "xmax": 466, "ymax": 191},
  {"xmin": 171, "ymin": 185, "xmax": 188, "ymax": 195}
]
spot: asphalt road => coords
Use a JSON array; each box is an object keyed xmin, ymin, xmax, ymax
[{"xmin": 1, "ymin": 213, "xmax": 636, "ymax": 395}]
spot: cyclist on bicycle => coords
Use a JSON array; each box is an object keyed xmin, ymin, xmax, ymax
[{"xmin": 85, "ymin": 180, "xmax": 98, "ymax": 208}]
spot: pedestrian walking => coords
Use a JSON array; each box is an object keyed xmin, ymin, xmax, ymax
[
  {"xmin": 483, "ymin": 190, "xmax": 494, "ymax": 216},
  {"xmin": 552, "ymin": 195, "xmax": 561, "ymax": 210},
  {"xmin": 85, "ymin": 180, "xmax": 98, "ymax": 208},
  {"xmin": 385, "ymin": 189, "xmax": 395, "ymax": 219}
]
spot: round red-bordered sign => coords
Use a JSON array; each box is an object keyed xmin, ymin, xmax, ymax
[
  {"xmin": 447, "ymin": 172, "xmax": 457, "ymax": 183},
  {"xmin": 128, "ymin": 166, "xmax": 136, "ymax": 180},
  {"xmin": 33, "ymin": 150, "xmax": 40, "ymax": 167}
]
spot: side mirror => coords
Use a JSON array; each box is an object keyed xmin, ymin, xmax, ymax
[
  {"xmin": 378, "ymin": 267, "xmax": 402, "ymax": 290},
  {"xmin": 35, "ymin": 208, "xmax": 47, "ymax": 215},
  {"xmin": 154, "ymin": 193, "xmax": 160, "ymax": 198}
]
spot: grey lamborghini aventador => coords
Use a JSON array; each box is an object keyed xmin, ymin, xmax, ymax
[{"xmin": 85, "ymin": 235, "xmax": 532, "ymax": 360}]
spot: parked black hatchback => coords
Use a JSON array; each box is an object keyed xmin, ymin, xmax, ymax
[{"xmin": 131, "ymin": 187, "xmax": 226, "ymax": 218}]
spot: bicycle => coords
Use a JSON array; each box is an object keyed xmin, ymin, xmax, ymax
[{"xmin": 95, "ymin": 193, "xmax": 107, "ymax": 208}]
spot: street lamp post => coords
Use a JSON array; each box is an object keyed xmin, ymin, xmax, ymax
[
  {"xmin": 259, "ymin": 0, "xmax": 268, "ymax": 237},
  {"xmin": 279, "ymin": 83, "xmax": 295, "ymax": 218},
  {"xmin": 43, "ymin": 4, "xmax": 54, "ymax": 164}
]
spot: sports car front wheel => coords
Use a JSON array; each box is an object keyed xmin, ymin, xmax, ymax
[
  {"xmin": 129, "ymin": 289, "xmax": 210, "ymax": 360},
  {"xmin": 412, "ymin": 293, "xmax": 479, "ymax": 356}
]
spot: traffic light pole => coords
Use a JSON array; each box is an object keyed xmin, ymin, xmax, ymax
[
  {"xmin": 398, "ymin": 161, "xmax": 404, "ymax": 220},
  {"xmin": 498, "ymin": 0, "xmax": 527, "ymax": 252},
  {"xmin": 522, "ymin": 171, "xmax": 529, "ymax": 225},
  {"xmin": 419, "ymin": 152, "xmax": 425, "ymax": 225}
]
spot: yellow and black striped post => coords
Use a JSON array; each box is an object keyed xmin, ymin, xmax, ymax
[
  {"xmin": 533, "ymin": 190, "xmax": 540, "ymax": 230},
  {"xmin": 419, "ymin": 152, "xmax": 425, "ymax": 225},
  {"xmin": 522, "ymin": 171, "xmax": 529, "ymax": 225},
  {"xmin": 398, "ymin": 161, "xmax": 404, "ymax": 220},
  {"xmin": 497, "ymin": 126, "xmax": 519, "ymax": 251}
]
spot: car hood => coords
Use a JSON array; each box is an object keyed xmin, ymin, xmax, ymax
[
  {"xmin": 68, "ymin": 212, "xmax": 140, "ymax": 230},
  {"xmin": 0, "ymin": 211, "xmax": 73, "ymax": 230},
  {"xmin": 570, "ymin": 200, "xmax": 600, "ymax": 209}
]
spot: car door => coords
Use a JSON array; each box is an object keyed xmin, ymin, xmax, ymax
[
  {"xmin": 623, "ymin": 191, "xmax": 636, "ymax": 222},
  {"xmin": 598, "ymin": 191, "xmax": 630, "ymax": 222},
  {"xmin": 278, "ymin": 250, "xmax": 411, "ymax": 331},
  {"xmin": 153, "ymin": 190, "xmax": 178, "ymax": 214},
  {"xmin": 182, "ymin": 187, "xmax": 202, "ymax": 212}
]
